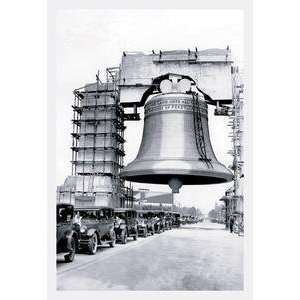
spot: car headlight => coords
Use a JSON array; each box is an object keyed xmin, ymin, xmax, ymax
[
  {"xmin": 66, "ymin": 232, "xmax": 72, "ymax": 239},
  {"xmin": 80, "ymin": 225, "xmax": 87, "ymax": 233}
]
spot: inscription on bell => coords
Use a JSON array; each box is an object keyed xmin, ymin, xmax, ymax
[{"xmin": 145, "ymin": 97, "xmax": 201, "ymax": 115}]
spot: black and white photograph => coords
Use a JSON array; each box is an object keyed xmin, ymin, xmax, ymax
[
  {"xmin": 5, "ymin": 1, "xmax": 300, "ymax": 300},
  {"xmin": 52, "ymin": 3, "xmax": 249, "ymax": 296}
]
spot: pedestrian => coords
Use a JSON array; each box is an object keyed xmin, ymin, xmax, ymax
[{"xmin": 229, "ymin": 216, "xmax": 234, "ymax": 233}]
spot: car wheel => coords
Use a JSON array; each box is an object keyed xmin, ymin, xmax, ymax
[
  {"xmin": 64, "ymin": 237, "xmax": 76, "ymax": 263},
  {"xmin": 87, "ymin": 233, "xmax": 98, "ymax": 255},
  {"xmin": 121, "ymin": 230, "xmax": 127, "ymax": 244},
  {"xmin": 109, "ymin": 231, "xmax": 116, "ymax": 248}
]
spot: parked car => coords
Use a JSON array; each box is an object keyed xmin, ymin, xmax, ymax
[
  {"xmin": 56, "ymin": 203, "xmax": 77, "ymax": 263},
  {"xmin": 73, "ymin": 207, "xmax": 116, "ymax": 255},
  {"xmin": 181, "ymin": 215, "xmax": 189, "ymax": 225},
  {"xmin": 114, "ymin": 208, "xmax": 138, "ymax": 243},
  {"xmin": 137, "ymin": 210, "xmax": 155, "ymax": 237},
  {"xmin": 183, "ymin": 215, "xmax": 197, "ymax": 224},
  {"xmin": 152, "ymin": 210, "xmax": 166, "ymax": 233},
  {"xmin": 190, "ymin": 216, "xmax": 198, "ymax": 224},
  {"xmin": 165, "ymin": 212, "xmax": 173, "ymax": 230},
  {"xmin": 171, "ymin": 212, "xmax": 181, "ymax": 228},
  {"xmin": 186, "ymin": 216, "xmax": 193, "ymax": 224}
]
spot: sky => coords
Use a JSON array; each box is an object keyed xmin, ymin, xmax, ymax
[{"xmin": 55, "ymin": 9, "xmax": 244, "ymax": 214}]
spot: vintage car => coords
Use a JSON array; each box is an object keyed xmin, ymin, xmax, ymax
[
  {"xmin": 151, "ymin": 210, "xmax": 166, "ymax": 233},
  {"xmin": 56, "ymin": 203, "xmax": 77, "ymax": 263},
  {"xmin": 136, "ymin": 210, "xmax": 155, "ymax": 237},
  {"xmin": 164, "ymin": 212, "xmax": 173, "ymax": 230},
  {"xmin": 171, "ymin": 212, "xmax": 181, "ymax": 228},
  {"xmin": 73, "ymin": 207, "xmax": 116, "ymax": 255},
  {"xmin": 180, "ymin": 215, "xmax": 188, "ymax": 225},
  {"xmin": 114, "ymin": 208, "xmax": 138, "ymax": 243},
  {"xmin": 185, "ymin": 215, "xmax": 193, "ymax": 224}
]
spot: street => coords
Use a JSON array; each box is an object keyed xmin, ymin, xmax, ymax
[{"xmin": 57, "ymin": 221, "xmax": 243, "ymax": 290}]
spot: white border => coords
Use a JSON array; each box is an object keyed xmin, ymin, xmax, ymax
[{"xmin": 48, "ymin": 1, "xmax": 252, "ymax": 299}]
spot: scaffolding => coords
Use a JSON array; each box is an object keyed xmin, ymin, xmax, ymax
[
  {"xmin": 225, "ymin": 66, "xmax": 244, "ymax": 219},
  {"xmin": 57, "ymin": 68, "xmax": 135, "ymax": 208}
]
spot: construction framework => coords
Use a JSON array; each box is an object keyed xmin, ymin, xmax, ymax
[
  {"xmin": 229, "ymin": 66, "xmax": 244, "ymax": 214},
  {"xmin": 220, "ymin": 66, "xmax": 244, "ymax": 226},
  {"xmin": 57, "ymin": 68, "xmax": 134, "ymax": 208}
]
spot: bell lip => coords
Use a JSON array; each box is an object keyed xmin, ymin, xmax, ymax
[{"xmin": 119, "ymin": 168, "xmax": 233, "ymax": 185}]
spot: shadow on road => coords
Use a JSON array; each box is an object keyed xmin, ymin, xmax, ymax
[
  {"xmin": 57, "ymin": 259, "xmax": 66, "ymax": 264},
  {"xmin": 56, "ymin": 238, "xmax": 138, "ymax": 265}
]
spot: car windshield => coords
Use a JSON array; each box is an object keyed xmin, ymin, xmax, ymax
[
  {"xmin": 77, "ymin": 210, "xmax": 98, "ymax": 220},
  {"xmin": 57, "ymin": 205, "xmax": 73, "ymax": 223},
  {"xmin": 115, "ymin": 212, "xmax": 126, "ymax": 219}
]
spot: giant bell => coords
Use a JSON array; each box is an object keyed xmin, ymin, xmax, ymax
[{"xmin": 120, "ymin": 92, "xmax": 233, "ymax": 193}]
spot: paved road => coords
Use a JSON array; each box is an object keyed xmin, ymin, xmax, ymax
[{"xmin": 57, "ymin": 221, "xmax": 243, "ymax": 290}]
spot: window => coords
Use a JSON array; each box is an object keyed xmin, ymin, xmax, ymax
[
  {"xmin": 79, "ymin": 210, "xmax": 97, "ymax": 219},
  {"xmin": 57, "ymin": 205, "xmax": 73, "ymax": 223},
  {"xmin": 98, "ymin": 210, "xmax": 105, "ymax": 219}
]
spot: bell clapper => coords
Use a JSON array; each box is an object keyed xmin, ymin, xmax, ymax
[{"xmin": 168, "ymin": 178, "xmax": 183, "ymax": 194}]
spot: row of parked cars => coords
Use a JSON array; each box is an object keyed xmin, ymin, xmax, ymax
[
  {"xmin": 180, "ymin": 215, "xmax": 203, "ymax": 225},
  {"xmin": 56, "ymin": 203, "xmax": 182, "ymax": 263}
]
